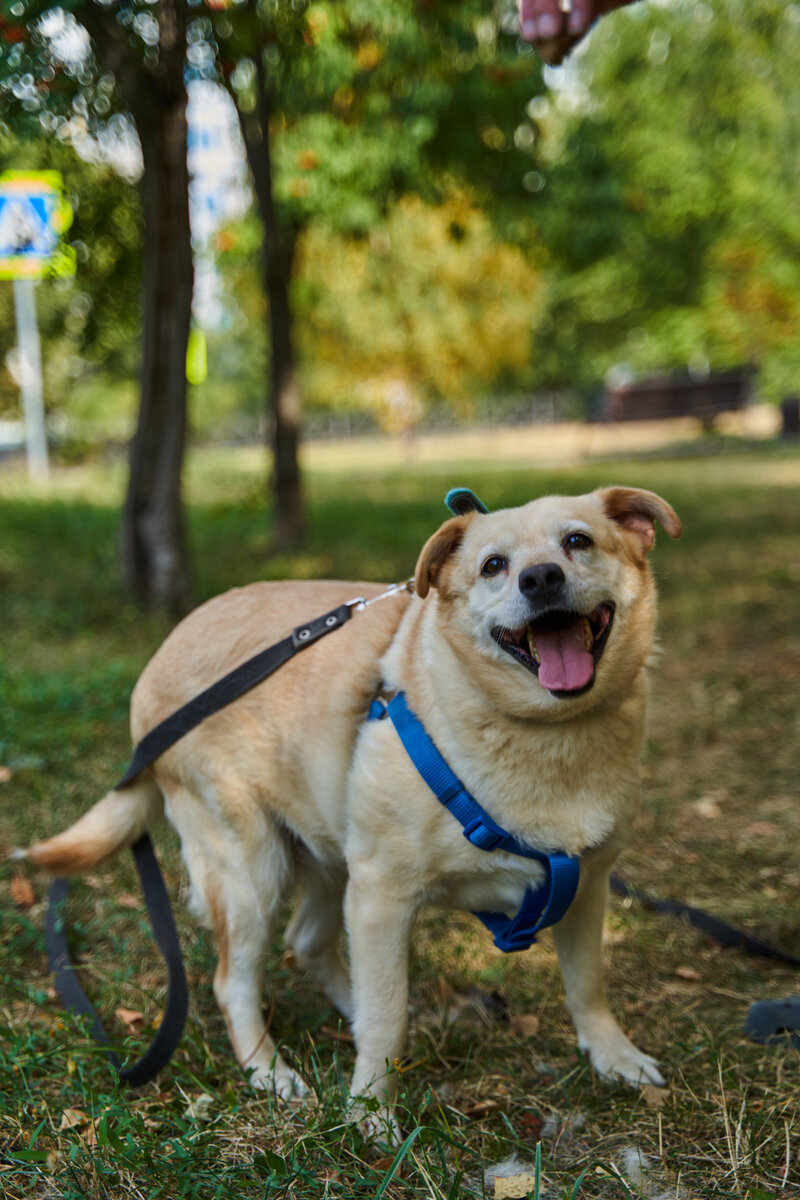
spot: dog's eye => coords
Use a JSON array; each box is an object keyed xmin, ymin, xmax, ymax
[
  {"xmin": 481, "ymin": 555, "xmax": 508, "ymax": 577},
  {"xmin": 564, "ymin": 532, "xmax": 593, "ymax": 552}
]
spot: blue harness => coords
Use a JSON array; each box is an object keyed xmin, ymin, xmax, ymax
[{"xmin": 368, "ymin": 691, "xmax": 580, "ymax": 953}]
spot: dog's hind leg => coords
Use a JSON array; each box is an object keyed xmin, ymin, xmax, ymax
[
  {"xmin": 285, "ymin": 859, "xmax": 352, "ymax": 1020},
  {"xmin": 164, "ymin": 783, "xmax": 306, "ymax": 1098}
]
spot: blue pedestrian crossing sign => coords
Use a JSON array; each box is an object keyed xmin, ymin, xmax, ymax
[{"xmin": 0, "ymin": 171, "xmax": 75, "ymax": 280}]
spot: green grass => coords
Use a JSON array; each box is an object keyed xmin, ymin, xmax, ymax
[{"xmin": 1, "ymin": 439, "xmax": 799, "ymax": 1199}]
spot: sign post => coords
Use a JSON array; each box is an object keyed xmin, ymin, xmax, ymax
[
  {"xmin": 12, "ymin": 277, "xmax": 48, "ymax": 480},
  {"xmin": 0, "ymin": 171, "xmax": 74, "ymax": 480}
]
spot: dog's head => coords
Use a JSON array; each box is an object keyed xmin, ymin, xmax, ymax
[{"xmin": 414, "ymin": 487, "xmax": 681, "ymax": 718}]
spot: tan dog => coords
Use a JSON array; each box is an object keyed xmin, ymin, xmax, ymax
[{"xmin": 26, "ymin": 486, "xmax": 680, "ymax": 1125}]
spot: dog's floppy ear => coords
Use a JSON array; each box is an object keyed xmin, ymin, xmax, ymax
[
  {"xmin": 599, "ymin": 487, "xmax": 682, "ymax": 553},
  {"xmin": 415, "ymin": 515, "xmax": 472, "ymax": 599}
]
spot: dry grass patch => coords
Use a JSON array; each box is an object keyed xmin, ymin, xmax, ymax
[{"xmin": 1, "ymin": 441, "xmax": 798, "ymax": 1198}]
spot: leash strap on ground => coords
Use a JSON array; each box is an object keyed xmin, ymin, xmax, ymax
[
  {"xmin": 609, "ymin": 873, "xmax": 800, "ymax": 968},
  {"xmin": 368, "ymin": 691, "xmax": 580, "ymax": 952},
  {"xmin": 46, "ymin": 834, "xmax": 188, "ymax": 1086}
]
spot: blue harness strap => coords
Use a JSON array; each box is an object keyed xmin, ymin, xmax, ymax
[{"xmin": 368, "ymin": 692, "xmax": 580, "ymax": 953}]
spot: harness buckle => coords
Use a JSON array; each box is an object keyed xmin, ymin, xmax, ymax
[{"xmin": 462, "ymin": 817, "xmax": 504, "ymax": 852}]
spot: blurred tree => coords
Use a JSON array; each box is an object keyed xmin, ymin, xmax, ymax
[
  {"xmin": 528, "ymin": 0, "xmax": 800, "ymax": 400},
  {"xmin": 2, "ymin": 1, "xmax": 193, "ymax": 612},
  {"xmin": 297, "ymin": 192, "xmax": 541, "ymax": 419},
  {"xmin": 201, "ymin": 0, "xmax": 542, "ymax": 542}
]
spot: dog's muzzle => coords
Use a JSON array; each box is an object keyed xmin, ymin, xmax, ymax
[{"xmin": 491, "ymin": 602, "xmax": 615, "ymax": 697}]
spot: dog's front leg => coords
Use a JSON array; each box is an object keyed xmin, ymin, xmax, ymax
[
  {"xmin": 551, "ymin": 850, "xmax": 664, "ymax": 1087},
  {"xmin": 344, "ymin": 861, "xmax": 417, "ymax": 1139}
]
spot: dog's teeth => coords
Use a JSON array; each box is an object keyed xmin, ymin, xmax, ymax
[
  {"xmin": 526, "ymin": 629, "xmax": 541, "ymax": 664},
  {"xmin": 582, "ymin": 617, "xmax": 593, "ymax": 650}
]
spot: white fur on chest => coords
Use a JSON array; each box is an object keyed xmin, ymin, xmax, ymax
[
  {"xmin": 429, "ymin": 712, "xmax": 642, "ymax": 857},
  {"xmin": 380, "ymin": 611, "xmax": 646, "ymax": 859},
  {"xmin": 428, "ymin": 852, "xmax": 548, "ymax": 918}
]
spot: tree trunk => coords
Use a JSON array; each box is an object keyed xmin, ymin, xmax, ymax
[
  {"xmin": 82, "ymin": 1, "xmax": 193, "ymax": 611},
  {"xmin": 236, "ymin": 52, "xmax": 305, "ymax": 547},
  {"xmin": 124, "ymin": 85, "xmax": 193, "ymax": 610}
]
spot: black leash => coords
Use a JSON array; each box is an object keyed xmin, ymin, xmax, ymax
[
  {"xmin": 46, "ymin": 600, "xmax": 359, "ymax": 1086},
  {"xmin": 46, "ymin": 835, "xmax": 188, "ymax": 1085},
  {"xmin": 609, "ymin": 874, "xmax": 800, "ymax": 1050},
  {"xmin": 116, "ymin": 602, "xmax": 355, "ymax": 789},
  {"xmin": 610, "ymin": 874, "xmax": 800, "ymax": 969}
]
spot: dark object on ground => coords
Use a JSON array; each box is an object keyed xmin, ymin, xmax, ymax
[
  {"xmin": 744, "ymin": 997, "xmax": 800, "ymax": 1050},
  {"xmin": 46, "ymin": 835, "xmax": 188, "ymax": 1086},
  {"xmin": 781, "ymin": 397, "xmax": 800, "ymax": 437},
  {"xmin": 604, "ymin": 369, "xmax": 752, "ymax": 428},
  {"xmin": 610, "ymin": 874, "xmax": 800, "ymax": 969}
]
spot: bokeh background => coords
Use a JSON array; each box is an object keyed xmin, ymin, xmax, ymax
[{"xmin": 2, "ymin": 1, "xmax": 798, "ymax": 447}]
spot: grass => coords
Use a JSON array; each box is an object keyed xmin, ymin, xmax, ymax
[{"xmin": 1, "ymin": 434, "xmax": 799, "ymax": 1199}]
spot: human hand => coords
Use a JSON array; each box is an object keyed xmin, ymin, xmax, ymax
[{"xmin": 518, "ymin": 0, "xmax": 637, "ymax": 65}]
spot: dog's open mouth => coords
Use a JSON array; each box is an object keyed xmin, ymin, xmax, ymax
[{"xmin": 492, "ymin": 603, "xmax": 615, "ymax": 696}]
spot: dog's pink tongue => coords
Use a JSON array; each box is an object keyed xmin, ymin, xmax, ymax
[{"xmin": 535, "ymin": 619, "xmax": 594, "ymax": 692}]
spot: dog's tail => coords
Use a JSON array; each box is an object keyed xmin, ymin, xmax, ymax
[{"xmin": 20, "ymin": 776, "xmax": 164, "ymax": 875}]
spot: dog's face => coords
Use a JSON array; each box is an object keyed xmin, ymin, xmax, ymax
[{"xmin": 414, "ymin": 487, "xmax": 681, "ymax": 719}]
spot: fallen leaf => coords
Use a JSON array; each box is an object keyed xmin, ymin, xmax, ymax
[
  {"xmin": 115, "ymin": 1007, "xmax": 145, "ymax": 1032},
  {"xmin": 371, "ymin": 1156, "xmax": 408, "ymax": 1178},
  {"xmin": 59, "ymin": 1108, "xmax": 88, "ymax": 1132},
  {"xmin": 463, "ymin": 1098, "xmax": 500, "ymax": 1118},
  {"xmin": 641, "ymin": 1084, "xmax": 669, "ymax": 1109},
  {"xmin": 317, "ymin": 1168, "xmax": 342, "ymax": 1183},
  {"xmin": 510, "ymin": 1012, "xmax": 540, "ymax": 1038},
  {"xmin": 518, "ymin": 1112, "xmax": 543, "ymax": 1140},
  {"xmin": 116, "ymin": 893, "xmax": 141, "ymax": 910},
  {"xmin": 9, "ymin": 875, "xmax": 36, "ymax": 910},
  {"xmin": 674, "ymin": 966, "xmax": 700, "ymax": 981},
  {"xmin": 494, "ymin": 1173, "xmax": 537, "ymax": 1199},
  {"xmin": 0, "ymin": 765, "xmax": 12, "ymax": 783},
  {"xmin": 434, "ymin": 974, "xmax": 452, "ymax": 1005},
  {"xmin": 744, "ymin": 821, "xmax": 777, "ymax": 838}
]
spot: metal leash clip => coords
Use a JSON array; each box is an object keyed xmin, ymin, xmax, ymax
[{"xmin": 347, "ymin": 579, "xmax": 415, "ymax": 612}]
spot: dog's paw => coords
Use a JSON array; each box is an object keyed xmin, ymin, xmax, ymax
[
  {"xmin": 250, "ymin": 1064, "xmax": 309, "ymax": 1100},
  {"xmin": 577, "ymin": 1017, "xmax": 664, "ymax": 1087}
]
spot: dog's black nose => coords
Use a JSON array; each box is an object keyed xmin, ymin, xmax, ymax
[{"xmin": 518, "ymin": 562, "xmax": 566, "ymax": 606}]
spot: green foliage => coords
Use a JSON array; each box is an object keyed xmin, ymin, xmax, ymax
[
  {"xmin": 529, "ymin": 0, "xmax": 800, "ymax": 398},
  {"xmin": 5, "ymin": 0, "xmax": 800, "ymax": 448},
  {"xmin": 296, "ymin": 191, "xmax": 541, "ymax": 417},
  {"xmin": 214, "ymin": 0, "xmax": 543, "ymax": 236}
]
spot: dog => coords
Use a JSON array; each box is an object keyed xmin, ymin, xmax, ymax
[{"xmin": 25, "ymin": 486, "xmax": 680, "ymax": 1127}]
